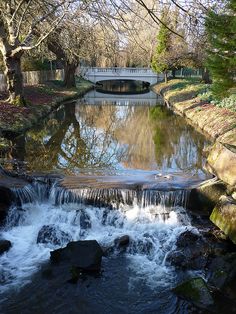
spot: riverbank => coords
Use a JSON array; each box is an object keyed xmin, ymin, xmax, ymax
[
  {"xmin": 152, "ymin": 79, "xmax": 236, "ymax": 243},
  {"xmin": 0, "ymin": 77, "xmax": 93, "ymax": 145}
]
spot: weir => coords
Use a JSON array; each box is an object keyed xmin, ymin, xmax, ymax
[{"xmin": 7, "ymin": 176, "xmax": 191, "ymax": 209}]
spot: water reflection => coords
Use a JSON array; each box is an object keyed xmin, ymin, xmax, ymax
[
  {"xmin": 82, "ymin": 89, "xmax": 158, "ymax": 106},
  {"xmin": 1, "ymin": 95, "xmax": 209, "ymax": 176}
]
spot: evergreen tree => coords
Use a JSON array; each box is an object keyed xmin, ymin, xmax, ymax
[
  {"xmin": 151, "ymin": 10, "xmax": 189, "ymax": 83},
  {"xmin": 205, "ymin": 0, "xmax": 236, "ymax": 98},
  {"xmin": 151, "ymin": 22, "xmax": 172, "ymax": 83}
]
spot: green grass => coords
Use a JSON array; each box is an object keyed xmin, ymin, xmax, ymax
[{"xmin": 158, "ymin": 78, "xmax": 236, "ymax": 113}]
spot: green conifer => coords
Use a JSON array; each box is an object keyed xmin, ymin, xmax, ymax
[{"xmin": 205, "ymin": 0, "xmax": 236, "ymax": 98}]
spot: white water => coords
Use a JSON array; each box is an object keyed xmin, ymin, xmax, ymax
[{"xmin": 0, "ymin": 183, "xmax": 195, "ymax": 294}]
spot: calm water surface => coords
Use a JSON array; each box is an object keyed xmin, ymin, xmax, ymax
[{"xmin": 2, "ymin": 87, "xmax": 208, "ymax": 179}]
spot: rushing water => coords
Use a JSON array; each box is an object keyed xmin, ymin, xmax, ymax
[{"xmin": 0, "ymin": 83, "xmax": 210, "ymax": 313}]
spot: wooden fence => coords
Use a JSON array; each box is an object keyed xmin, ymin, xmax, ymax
[{"xmin": 0, "ymin": 69, "xmax": 64, "ymax": 91}]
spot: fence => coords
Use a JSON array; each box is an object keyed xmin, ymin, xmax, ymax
[
  {"xmin": 0, "ymin": 69, "xmax": 64, "ymax": 91},
  {"xmin": 175, "ymin": 68, "xmax": 203, "ymax": 78}
]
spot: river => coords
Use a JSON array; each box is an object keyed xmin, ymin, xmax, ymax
[{"xmin": 0, "ymin": 81, "xmax": 211, "ymax": 313}]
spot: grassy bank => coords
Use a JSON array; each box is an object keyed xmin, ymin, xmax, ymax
[{"xmin": 152, "ymin": 79, "xmax": 236, "ymax": 144}]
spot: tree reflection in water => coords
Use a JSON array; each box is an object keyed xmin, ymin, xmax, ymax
[{"xmin": 3, "ymin": 101, "xmax": 208, "ymax": 175}]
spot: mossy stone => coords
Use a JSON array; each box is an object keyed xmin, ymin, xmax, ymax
[
  {"xmin": 210, "ymin": 197, "xmax": 236, "ymax": 244},
  {"xmin": 173, "ymin": 277, "xmax": 214, "ymax": 308}
]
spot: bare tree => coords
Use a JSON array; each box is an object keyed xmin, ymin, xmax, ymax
[{"xmin": 0, "ymin": 0, "xmax": 72, "ymax": 105}]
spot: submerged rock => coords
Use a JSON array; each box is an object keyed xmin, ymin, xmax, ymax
[
  {"xmin": 0, "ymin": 239, "xmax": 12, "ymax": 255},
  {"xmin": 114, "ymin": 235, "xmax": 130, "ymax": 247},
  {"xmin": 173, "ymin": 277, "xmax": 214, "ymax": 309},
  {"xmin": 80, "ymin": 211, "xmax": 91, "ymax": 229},
  {"xmin": 37, "ymin": 225, "xmax": 72, "ymax": 246},
  {"xmin": 50, "ymin": 240, "xmax": 103, "ymax": 272}
]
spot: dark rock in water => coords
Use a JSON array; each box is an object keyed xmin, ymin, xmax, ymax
[
  {"xmin": 80, "ymin": 211, "xmax": 91, "ymax": 229},
  {"xmin": 208, "ymin": 252, "xmax": 236, "ymax": 290},
  {"xmin": 188, "ymin": 181, "xmax": 226, "ymax": 216},
  {"xmin": 50, "ymin": 240, "xmax": 103, "ymax": 272},
  {"xmin": 37, "ymin": 225, "xmax": 72, "ymax": 246},
  {"xmin": 167, "ymin": 228, "xmax": 234, "ymax": 271},
  {"xmin": 176, "ymin": 230, "xmax": 200, "ymax": 247},
  {"xmin": 166, "ymin": 248, "xmax": 208, "ymax": 270},
  {"xmin": 114, "ymin": 235, "xmax": 130, "ymax": 247},
  {"xmin": 167, "ymin": 230, "xmax": 209, "ymax": 270},
  {"xmin": 0, "ymin": 239, "xmax": 12, "ymax": 255},
  {"xmin": 173, "ymin": 277, "xmax": 214, "ymax": 309},
  {"xmin": 0, "ymin": 187, "xmax": 15, "ymax": 224}
]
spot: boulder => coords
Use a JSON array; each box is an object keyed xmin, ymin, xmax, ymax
[
  {"xmin": 37, "ymin": 225, "xmax": 72, "ymax": 246},
  {"xmin": 0, "ymin": 239, "xmax": 12, "ymax": 255},
  {"xmin": 176, "ymin": 230, "xmax": 200, "ymax": 247},
  {"xmin": 166, "ymin": 229, "xmax": 230, "ymax": 270},
  {"xmin": 166, "ymin": 248, "xmax": 208, "ymax": 270},
  {"xmin": 50, "ymin": 240, "xmax": 103, "ymax": 272},
  {"xmin": 173, "ymin": 277, "xmax": 214, "ymax": 309},
  {"xmin": 210, "ymin": 196, "xmax": 236, "ymax": 244},
  {"xmin": 188, "ymin": 180, "xmax": 226, "ymax": 216},
  {"xmin": 208, "ymin": 253, "xmax": 236, "ymax": 289},
  {"xmin": 206, "ymin": 142, "xmax": 236, "ymax": 187},
  {"xmin": 114, "ymin": 235, "xmax": 130, "ymax": 247},
  {"xmin": 166, "ymin": 230, "xmax": 208, "ymax": 270},
  {"xmin": 0, "ymin": 187, "xmax": 15, "ymax": 224}
]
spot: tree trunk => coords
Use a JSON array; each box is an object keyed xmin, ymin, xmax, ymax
[
  {"xmin": 202, "ymin": 67, "xmax": 212, "ymax": 84},
  {"xmin": 164, "ymin": 71, "xmax": 168, "ymax": 83},
  {"xmin": 172, "ymin": 69, "xmax": 176, "ymax": 78},
  {"xmin": 3, "ymin": 53, "xmax": 25, "ymax": 105},
  {"xmin": 63, "ymin": 62, "xmax": 77, "ymax": 88}
]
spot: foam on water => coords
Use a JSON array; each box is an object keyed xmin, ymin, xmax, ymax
[{"xmin": 0, "ymin": 182, "xmax": 194, "ymax": 294}]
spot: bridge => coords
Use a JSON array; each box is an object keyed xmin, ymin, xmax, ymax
[
  {"xmin": 81, "ymin": 67, "xmax": 164, "ymax": 85},
  {"xmin": 81, "ymin": 89, "xmax": 159, "ymax": 106}
]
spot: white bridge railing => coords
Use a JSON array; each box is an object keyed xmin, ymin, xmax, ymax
[
  {"xmin": 84, "ymin": 67, "xmax": 156, "ymax": 75},
  {"xmin": 81, "ymin": 67, "xmax": 163, "ymax": 84}
]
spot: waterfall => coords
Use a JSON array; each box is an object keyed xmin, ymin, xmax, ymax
[
  {"xmin": 0, "ymin": 178, "xmax": 194, "ymax": 293},
  {"xmin": 49, "ymin": 183, "xmax": 190, "ymax": 209}
]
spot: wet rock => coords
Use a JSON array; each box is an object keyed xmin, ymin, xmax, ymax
[
  {"xmin": 210, "ymin": 196, "xmax": 236, "ymax": 244},
  {"xmin": 80, "ymin": 211, "xmax": 91, "ymax": 229},
  {"xmin": 173, "ymin": 277, "xmax": 214, "ymax": 309},
  {"xmin": 208, "ymin": 253, "xmax": 236, "ymax": 290},
  {"xmin": 167, "ymin": 228, "xmax": 234, "ymax": 271},
  {"xmin": 37, "ymin": 225, "xmax": 72, "ymax": 246},
  {"xmin": 0, "ymin": 187, "xmax": 15, "ymax": 224},
  {"xmin": 166, "ymin": 248, "xmax": 208, "ymax": 270},
  {"xmin": 207, "ymin": 142, "xmax": 236, "ymax": 187},
  {"xmin": 114, "ymin": 235, "xmax": 130, "ymax": 247},
  {"xmin": 167, "ymin": 230, "xmax": 209, "ymax": 270},
  {"xmin": 0, "ymin": 239, "xmax": 12, "ymax": 254},
  {"xmin": 176, "ymin": 230, "xmax": 200, "ymax": 247},
  {"xmin": 188, "ymin": 180, "xmax": 226, "ymax": 216},
  {"xmin": 50, "ymin": 240, "xmax": 103, "ymax": 272}
]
